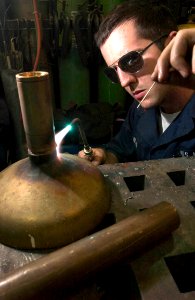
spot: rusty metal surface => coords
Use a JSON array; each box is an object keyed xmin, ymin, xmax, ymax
[
  {"xmin": 0, "ymin": 157, "xmax": 195, "ymax": 299},
  {"xmin": 100, "ymin": 157, "xmax": 195, "ymax": 300}
]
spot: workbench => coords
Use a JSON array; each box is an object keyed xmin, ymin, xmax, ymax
[{"xmin": 0, "ymin": 157, "xmax": 195, "ymax": 299}]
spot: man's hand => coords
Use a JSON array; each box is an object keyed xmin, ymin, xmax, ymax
[
  {"xmin": 78, "ymin": 148, "xmax": 118, "ymax": 166},
  {"xmin": 152, "ymin": 29, "xmax": 195, "ymax": 83}
]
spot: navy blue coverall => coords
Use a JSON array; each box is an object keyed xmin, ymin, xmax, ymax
[{"xmin": 105, "ymin": 94, "xmax": 195, "ymax": 162}]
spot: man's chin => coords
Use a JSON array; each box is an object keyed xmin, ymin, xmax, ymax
[{"xmin": 140, "ymin": 99, "xmax": 159, "ymax": 109}]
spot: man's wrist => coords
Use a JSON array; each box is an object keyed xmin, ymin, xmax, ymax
[{"xmin": 105, "ymin": 151, "xmax": 119, "ymax": 164}]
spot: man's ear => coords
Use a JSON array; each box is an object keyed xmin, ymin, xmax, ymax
[{"xmin": 165, "ymin": 31, "xmax": 177, "ymax": 46}]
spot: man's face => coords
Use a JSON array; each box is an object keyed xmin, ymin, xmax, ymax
[{"xmin": 100, "ymin": 20, "xmax": 169, "ymax": 109}]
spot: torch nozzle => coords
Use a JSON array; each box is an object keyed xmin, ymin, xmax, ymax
[
  {"xmin": 71, "ymin": 118, "xmax": 93, "ymax": 159},
  {"xmin": 83, "ymin": 144, "xmax": 93, "ymax": 158}
]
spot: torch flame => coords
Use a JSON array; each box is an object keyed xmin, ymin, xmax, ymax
[{"xmin": 55, "ymin": 124, "xmax": 72, "ymax": 157}]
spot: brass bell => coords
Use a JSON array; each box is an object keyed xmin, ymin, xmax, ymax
[{"xmin": 0, "ymin": 71, "xmax": 111, "ymax": 249}]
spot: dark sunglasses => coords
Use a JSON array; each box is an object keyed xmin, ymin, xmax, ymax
[{"xmin": 104, "ymin": 34, "xmax": 168, "ymax": 84}]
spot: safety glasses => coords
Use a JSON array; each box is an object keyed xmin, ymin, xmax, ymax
[{"xmin": 104, "ymin": 34, "xmax": 168, "ymax": 84}]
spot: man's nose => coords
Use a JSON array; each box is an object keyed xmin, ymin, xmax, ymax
[{"xmin": 117, "ymin": 68, "xmax": 137, "ymax": 87}]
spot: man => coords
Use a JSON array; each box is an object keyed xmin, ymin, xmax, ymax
[{"xmin": 78, "ymin": 1, "xmax": 195, "ymax": 165}]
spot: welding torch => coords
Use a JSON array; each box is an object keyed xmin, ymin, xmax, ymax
[{"xmin": 71, "ymin": 118, "xmax": 94, "ymax": 160}]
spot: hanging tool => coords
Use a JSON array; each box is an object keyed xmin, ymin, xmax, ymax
[
  {"xmin": 10, "ymin": 37, "xmax": 23, "ymax": 71},
  {"xmin": 0, "ymin": 20, "xmax": 11, "ymax": 69}
]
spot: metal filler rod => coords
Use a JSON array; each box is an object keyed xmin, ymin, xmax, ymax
[{"xmin": 137, "ymin": 81, "xmax": 156, "ymax": 108}]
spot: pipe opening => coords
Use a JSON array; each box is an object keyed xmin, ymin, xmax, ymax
[{"xmin": 16, "ymin": 71, "xmax": 48, "ymax": 79}]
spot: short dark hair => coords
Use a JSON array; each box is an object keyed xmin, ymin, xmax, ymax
[{"xmin": 95, "ymin": 1, "xmax": 178, "ymax": 48}]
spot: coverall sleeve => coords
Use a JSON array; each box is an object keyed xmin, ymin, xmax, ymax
[{"xmin": 104, "ymin": 104, "xmax": 137, "ymax": 163}]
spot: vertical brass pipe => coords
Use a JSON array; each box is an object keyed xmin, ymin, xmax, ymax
[
  {"xmin": 0, "ymin": 201, "xmax": 180, "ymax": 299},
  {"xmin": 16, "ymin": 71, "xmax": 56, "ymax": 156}
]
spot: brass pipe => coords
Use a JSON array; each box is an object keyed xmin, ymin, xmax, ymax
[
  {"xmin": 0, "ymin": 201, "xmax": 180, "ymax": 299},
  {"xmin": 16, "ymin": 71, "xmax": 56, "ymax": 156}
]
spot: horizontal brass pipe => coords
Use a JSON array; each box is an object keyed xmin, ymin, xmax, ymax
[{"xmin": 0, "ymin": 201, "xmax": 180, "ymax": 299}]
